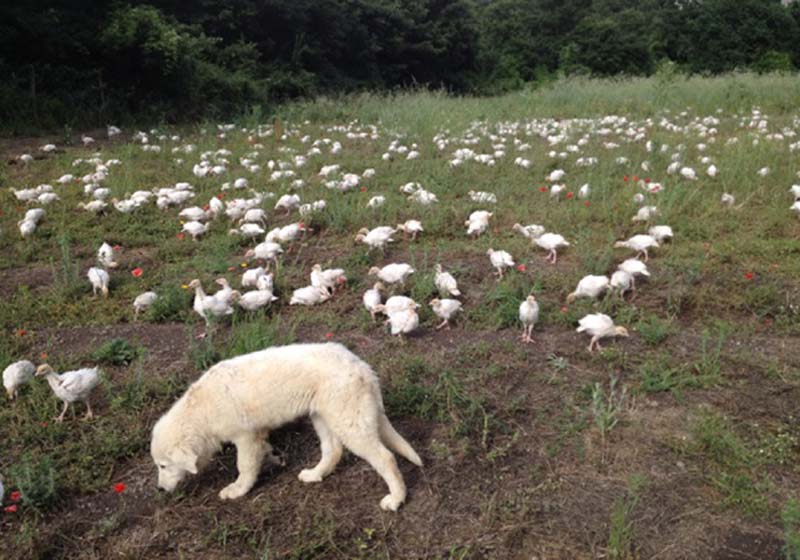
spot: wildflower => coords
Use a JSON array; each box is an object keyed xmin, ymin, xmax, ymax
[
  {"xmin": 539, "ymin": 186, "xmax": 547, "ymax": 193},
  {"xmin": 40, "ymin": 351, "xmax": 48, "ymax": 360},
  {"xmin": 16, "ymin": 329, "xmax": 26, "ymax": 337},
  {"xmin": 131, "ymin": 268, "xmax": 143, "ymax": 278},
  {"xmin": 623, "ymin": 175, "xmax": 629, "ymax": 182},
  {"xmin": 325, "ymin": 332, "xmax": 334, "ymax": 340},
  {"xmin": 561, "ymin": 306, "xmax": 568, "ymax": 313},
  {"xmin": 632, "ymin": 175, "xmax": 639, "ymax": 182},
  {"xmin": 584, "ymin": 201, "xmax": 590, "ymax": 207},
  {"xmin": 360, "ymin": 186, "xmax": 367, "ymax": 192},
  {"xmin": 113, "ymin": 483, "xmax": 126, "ymax": 494},
  {"xmin": 516, "ymin": 264, "xmax": 526, "ymax": 272},
  {"xmin": 216, "ymin": 193, "xmax": 225, "ymax": 200},
  {"xmin": 41, "ymin": 422, "xmax": 48, "ymax": 428},
  {"xmin": 744, "ymin": 272, "xmax": 755, "ymax": 281},
  {"xmin": 4, "ymin": 505, "xmax": 17, "ymax": 513},
  {"xmin": 10, "ymin": 491, "xmax": 21, "ymax": 502},
  {"xmin": 176, "ymin": 233, "xmax": 185, "ymax": 240},
  {"xmin": 227, "ymin": 266, "xmax": 236, "ymax": 271},
  {"xmin": 566, "ymin": 192, "xmax": 574, "ymax": 199}
]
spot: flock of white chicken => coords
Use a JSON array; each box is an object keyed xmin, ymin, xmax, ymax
[{"xmin": 5, "ymin": 107, "xmax": 800, "ymax": 418}]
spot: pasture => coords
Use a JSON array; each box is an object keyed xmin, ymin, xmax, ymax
[{"xmin": 1, "ymin": 74, "xmax": 800, "ymax": 559}]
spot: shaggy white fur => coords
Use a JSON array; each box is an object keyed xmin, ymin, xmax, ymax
[{"xmin": 150, "ymin": 343, "xmax": 422, "ymax": 511}]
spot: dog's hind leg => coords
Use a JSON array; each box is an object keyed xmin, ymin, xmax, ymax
[
  {"xmin": 219, "ymin": 432, "xmax": 268, "ymax": 500},
  {"xmin": 336, "ymin": 430, "xmax": 407, "ymax": 512},
  {"xmin": 298, "ymin": 413, "xmax": 343, "ymax": 483}
]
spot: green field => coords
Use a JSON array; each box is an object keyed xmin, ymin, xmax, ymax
[{"xmin": 1, "ymin": 73, "xmax": 800, "ymax": 559}]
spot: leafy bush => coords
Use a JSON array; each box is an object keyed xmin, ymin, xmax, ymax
[
  {"xmin": 10, "ymin": 454, "xmax": 61, "ymax": 513},
  {"xmin": 90, "ymin": 338, "xmax": 141, "ymax": 366}
]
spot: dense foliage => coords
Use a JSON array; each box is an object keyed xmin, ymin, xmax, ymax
[{"xmin": 1, "ymin": 0, "xmax": 798, "ymax": 129}]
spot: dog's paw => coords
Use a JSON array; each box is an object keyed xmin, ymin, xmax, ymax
[
  {"xmin": 298, "ymin": 469, "xmax": 322, "ymax": 483},
  {"xmin": 219, "ymin": 483, "xmax": 247, "ymax": 500},
  {"xmin": 379, "ymin": 494, "xmax": 403, "ymax": 512}
]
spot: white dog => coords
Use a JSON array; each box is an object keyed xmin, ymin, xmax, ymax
[{"xmin": 151, "ymin": 343, "xmax": 422, "ymax": 511}]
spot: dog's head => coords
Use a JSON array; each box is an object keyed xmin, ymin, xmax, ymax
[{"xmin": 150, "ymin": 415, "xmax": 201, "ymax": 492}]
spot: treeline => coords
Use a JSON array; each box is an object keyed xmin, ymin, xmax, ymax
[{"xmin": 1, "ymin": 0, "xmax": 799, "ymax": 129}]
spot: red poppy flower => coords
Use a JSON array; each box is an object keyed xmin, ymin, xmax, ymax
[
  {"xmin": 539, "ymin": 186, "xmax": 547, "ymax": 193},
  {"xmin": 10, "ymin": 491, "xmax": 21, "ymax": 502},
  {"xmin": 227, "ymin": 266, "xmax": 236, "ymax": 271},
  {"xmin": 360, "ymin": 186, "xmax": 367, "ymax": 192},
  {"xmin": 560, "ymin": 306, "xmax": 568, "ymax": 313},
  {"xmin": 131, "ymin": 268, "xmax": 143, "ymax": 278},
  {"xmin": 623, "ymin": 176, "xmax": 629, "ymax": 182},
  {"xmin": 113, "ymin": 483, "xmax": 126, "ymax": 494},
  {"xmin": 40, "ymin": 422, "xmax": 48, "ymax": 428},
  {"xmin": 583, "ymin": 201, "xmax": 590, "ymax": 207},
  {"xmin": 516, "ymin": 264, "xmax": 526, "ymax": 272},
  {"xmin": 40, "ymin": 351, "xmax": 48, "ymax": 360},
  {"xmin": 325, "ymin": 332, "xmax": 334, "ymax": 340},
  {"xmin": 566, "ymin": 192, "xmax": 574, "ymax": 199},
  {"xmin": 16, "ymin": 329, "xmax": 26, "ymax": 337},
  {"xmin": 644, "ymin": 178, "xmax": 651, "ymax": 184},
  {"xmin": 216, "ymin": 193, "xmax": 225, "ymax": 200},
  {"xmin": 744, "ymin": 272, "xmax": 754, "ymax": 281},
  {"xmin": 632, "ymin": 175, "xmax": 639, "ymax": 182},
  {"xmin": 4, "ymin": 505, "xmax": 17, "ymax": 513},
  {"xmin": 176, "ymin": 233, "xmax": 186, "ymax": 240},
  {"xmin": 299, "ymin": 222, "xmax": 306, "ymax": 229}
]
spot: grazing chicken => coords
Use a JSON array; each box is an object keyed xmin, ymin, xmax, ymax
[
  {"xmin": 36, "ymin": 364, "xmax": 101, "ymax": 422},
  {"xmin": 133, "ymin": 291, "xmax": 158, "ymax": 319},
  {"xmin": 513, "ymin": 223, "xmax": 545, "ymax": 240},
  {"xmin": 535, "ymin": 233, "xmax": 570, "ymax": 264},
  {"xmin": 396, "ymin": 220, "xmax": 424, "ymax": 241},
  {"xmin": 648, "ymin": 225, "xmax": 674, "ymax": 243},
  {"xmin": 368, "ymin": 263, "xmax": 415, "ymax": 286},
  {"xmin": 519, "ymin": 295, "xmax": 539, "ymax": 344},
  {"xmin": 617, "ymin": 259, "xmax": 650, "ymax": 292},
  {"xmin": 266, "ymin": 222, "xmax": 306, "ymax": 244},
  {"xmin": 274, "ymin": 194, "xmax": 301, "ymax": 214},
  {"xmin": 566, "ymin": 275, "xmax": 610, "ymax": 303},
  {"xmin": 240, "ymin": 208, "xmax": 267, "ymax": 225},
  {"xmin": 430, "ymin": 298, "xmax": 462, "ymax": 330},
  {"xmin": 182, "ymin": 221, "xmax": 209, "ymax": 241},
  {"xmin": 487, "ymin": 248, "xmax": 514, "ymax": 279},
  {"xmin": 610, "ymin": 270, "xmax": 633, "ymax": 297},
  {"xmin": 792, "ymin": 201, "xmax": 800, "ymax": 217},
  {"xmin": 632, "ymin": 206, "xmax": 658, "ymax": 222},
  {"xmin": 465, "ymin": 210, "xmax": 492, "ymax": 238},
  {"xmin": 245, "ymin": 241, "xmax": 283, "ymax": 266},
  {"xmin": 355, "ymin": 226, "xmax": 396, "ymax": 251},
  {"xmin": 87, "ymin": 267, "xmax": 110, "ymax": 297},
  {"xmin": 434, "ymin": 264, "xmax": 461, "ymax": 297},
  {"xmin": 378, "ymin": 296, "xmax": 419, "ymax": 316},
  {"xmin": 179, "ymin": 207, "xmax": 209, "ymax": 222},
  {"xmin": 363, "ymin": 282, "xmax": 384, "ymax": 321},
  {"xmin": 97, "ymin": 242, "xmax": 118, "ymax": 268},
  {"xmin": 3, "ymin": 360, "xmax": 35, "ymax": 400},
  {"xmin": 289, "ymin": 285, "xmax": 331, "ymax": 306},
  {"xmin": 721, "ymin": 193, "xmax": 736, "ymax": 207},
  {"xmin": 576, "ymin": 313, "xmax": 629, "ymax": 352},
  {"xmin": 18, "ymin": 219, "xmax": 37, "ymax": 238},
  {"xmin": 614, "ymin": 234, "xmax": 659, "ymax": 261}
]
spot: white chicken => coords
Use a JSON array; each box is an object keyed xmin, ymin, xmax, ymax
[
  {"xmin": 87, "ymin": 267, "xmax": 110, "ymax": 297},
  {"xmin": 133, "ymin": 291, "xmax": 158, "ymax": 319},
  {"xmin": 238, "ymin": 289, "xmax": 278, "ymax": 311},
  {"xmin": 519, "ymin": 295, "xmax": 539, "ymax": 344},
  {"xmin": 245, "ymin": 241, "xmax": 283, "ymax": 266},
  {"xmin": 614, "ymin": 235, "xmax": 659, "ymax": 261},
  {"xmin": 363, "ymin": 282, "xmax": 384, "ymax": 321},
  {"xmin": 648, "ymin": 225, "xmax": 674, "ymax": 243},
  {"xmin": 434, "ymin": 264, "xmax": 461, "ymax": 297},
  {"xmin": 396, "ymin": 220, "xmax": 424, "ymax": 241},
  {"xmin": 566, "ymin": 275, "xmax": 610, "ymax": 303},
  {"xmin": 310, "ymin": 264, "xmax": 346, "ymax": 294},
  {"xmin": 3, "ymin": 360, "xmax": 35, "ymax": 400},
  {"xmin": 368, "ymin": 263, "xmax": 415, "ymax": 285},
  {"xmin": 97, "ymin": 242, "xmax": 118, "ymax": 268},
  {"xmin": 576, "ymin": 313, "xmax": 629, "ymax": 352},
  {"xmin": 182, "ymin": 221, "xmax": 209, "ymax": 241},
  {"xmin": 487, "ymin": 249, "xmax": 514, "ymax": 279},
  {"xmin": 430, "ymin": 298, "xmax": 462, "ymax": 330},
  {"xmin": 535, "ymin": 233, "xmax": 570, "ymax": 264},
  {"xmin": 355, "ymin": 226, "xmax": 396, "ymax": 251},
  {"xmin": 465, "ymin": 210, "xmax": 492, "ymax": 238},
  {"xmin": 189, "ymin": 279, "xmax": 237, "ymax": 325},
  {"xmin": 36, "ymin": 364, "xmax": 101, "ymax": 422},
  {"xmin": 289, "ymin": 285, "xmax": 331, "ymax": 306},
  {"xmin": 610, "ymin": 270, "xmax": 633, "ymax": 297},
  {"xmin": 512, "ymin": 223, "xmax": 546, "ymax": 240}
]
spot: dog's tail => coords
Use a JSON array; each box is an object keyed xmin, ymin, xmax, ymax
[{"xmin": 379, "ymin": 414, "xmax": 423, "ymax": 467}]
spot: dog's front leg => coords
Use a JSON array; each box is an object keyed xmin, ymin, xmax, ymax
[{"xmin": 219, "ymin": 433, "xmax": 267, "ymax": 500}]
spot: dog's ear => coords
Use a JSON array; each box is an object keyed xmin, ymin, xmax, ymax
[{"xmin": 174, "ymin": 448, "xmax": 199, "ymax": 474}]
